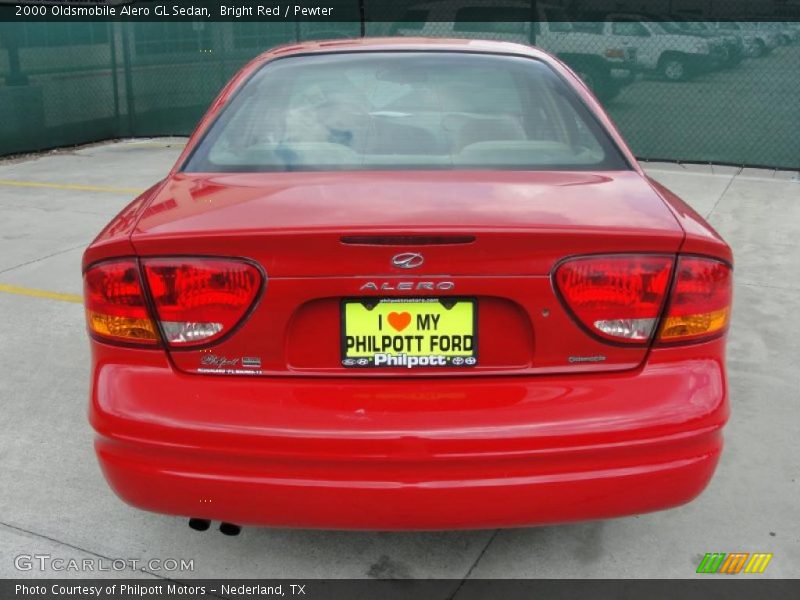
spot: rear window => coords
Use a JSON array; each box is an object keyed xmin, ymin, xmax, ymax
[{"xmin": 183, "ymin": 52, "xmax": 629, "ymax": 172}]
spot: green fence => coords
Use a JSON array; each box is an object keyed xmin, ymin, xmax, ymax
[{"xmin": 1, "ymin": 18, "xmax": 798, "ymax": 169}]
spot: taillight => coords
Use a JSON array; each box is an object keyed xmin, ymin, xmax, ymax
[
  {"xmin": 658, "ymin": 256, "xmax": 732, "ymax": 343},
  {"xmin": 84, "ymin": 259, "xmax": 159, "ymax": 345},
  {"xmin": 555, "ymin": 255, "xmax": 673, "ymax": 344},
  {"xmin": 142, "ymin": 258, "xmax": 262, "ymax": 347}
]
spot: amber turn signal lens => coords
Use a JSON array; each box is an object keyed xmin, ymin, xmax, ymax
[
  {"xmin": 85, "ymin": 310, "xmax": 159, "ymax": 342},
  {"xmin": 658, "ymin": 257, "xmax": 732, "ymax": 343},
  {"xmin": 659, "ymin": 308, "xmax": 730, "ymax": 340},
  {"xmin": 83, "ymin": 259, "xmax": 159, "ymax": 345}
]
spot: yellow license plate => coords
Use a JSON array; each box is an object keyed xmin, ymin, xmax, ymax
[{"xmin": 341, "ymin": 298, "xmax": 477, "ymax": 368}]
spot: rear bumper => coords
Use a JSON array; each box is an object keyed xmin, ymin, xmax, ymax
[{"xmin": 90, "ymin": 340, "xmax": 728, "ymax": 530}]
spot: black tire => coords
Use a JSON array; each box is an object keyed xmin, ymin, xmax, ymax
[{"xmin": 659, "ymin": 55, "xmax": 690, "ymax": 82}]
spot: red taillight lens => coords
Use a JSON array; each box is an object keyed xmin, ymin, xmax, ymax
[
  {"xmin": 84, "ymin": 259, "xmax": 159, "ymax": 345},
  {"xmin": 658, "ymin": 256, "xmax": 732, "ymax": 343},
  {"xmin": 142, "ymin": 258, "xmax": 262, "ymax": 347},
  {"xmin": 555, "ymin": 255, "xmax": 674, "ymax": 343}
]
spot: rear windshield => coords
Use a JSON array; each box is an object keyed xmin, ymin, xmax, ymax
[{"xmin": 183, "ymin": 51, "xmax": 629, "ymax": 172}]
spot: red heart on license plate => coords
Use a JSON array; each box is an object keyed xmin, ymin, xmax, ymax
[{"xmin": 387, "ymin": 311, "xmax": 411, "ymax": 332}]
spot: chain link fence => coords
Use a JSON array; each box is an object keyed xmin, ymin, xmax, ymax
[{"xmin": 1, "ymin": 2, "xmax": 798, "ymax": 168}]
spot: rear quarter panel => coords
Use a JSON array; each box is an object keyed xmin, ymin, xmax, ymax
[
  {"xmin": 82, "ymin": 182, "xmax": 166, "ymax": 268},
  {"xmin": 647, "ymin": 178, "xmax": 733, "ymax": 263}
]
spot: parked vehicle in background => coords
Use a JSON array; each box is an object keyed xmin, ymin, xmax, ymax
[
  {"xmin": 391, "ymin": 1, "xmax": 639, "ymax": 101},
  {"xmin": 664, "ymin": 18, "xmax": 745, "ymax": 67},
  {"xmin": 709, "ymin": 22, "xmax": 780, "ymax": 57},
  {"xmin": 780, "ymin": 22, "xmax": 800, "ymax": 42},
  {"xmin": 751, "ymin": 21, "xmax": 800, "ymax": 45},
  {"xmin": 577, "ymin": 15, "xmax": 725, "ymax": 81}
]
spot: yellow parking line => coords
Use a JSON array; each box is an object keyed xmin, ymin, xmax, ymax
[
  {"xmin": 0, "ymin": 179, "xmax": 144, "ymax": 195},
  {"xmin": 0, "ymin": 283, "xmax": 82, "ymax": 304}
]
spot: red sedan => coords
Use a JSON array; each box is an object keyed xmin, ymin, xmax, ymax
[{"xmin": 83, "ymin": 38, "xmax": 732, "ymax": 531}]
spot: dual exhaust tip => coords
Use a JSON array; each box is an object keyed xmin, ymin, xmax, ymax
[{"xmin": 189, "ymin": 518, "xmax": 241, "ymax": 536}]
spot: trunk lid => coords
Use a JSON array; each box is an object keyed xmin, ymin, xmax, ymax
[{"xmin": 132, "ymin": 171, "xmax": 683, "ymax": 376}]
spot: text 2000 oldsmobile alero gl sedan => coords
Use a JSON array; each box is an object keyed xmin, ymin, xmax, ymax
[{"xmin": 83, "ymin": 38, "xmax": 732, "ymax": 531}]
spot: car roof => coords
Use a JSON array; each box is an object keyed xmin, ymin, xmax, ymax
[{"xmin": 252, "ymin": 37, "xmax": 552, "ymax": 65}]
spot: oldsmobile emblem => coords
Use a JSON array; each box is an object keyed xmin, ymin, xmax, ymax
[{"xmin": 391, "ymin": 252, "xmax": 424, "ymax": 269}]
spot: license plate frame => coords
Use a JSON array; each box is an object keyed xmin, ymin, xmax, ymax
[{"xmin": 340, "ymin": 297, "xmax": 478, "ymax": 369}]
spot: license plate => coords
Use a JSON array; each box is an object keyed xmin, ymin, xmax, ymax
[{"xmin": 341, "ymin": 298, "xmax": 477, "ymax": 368}]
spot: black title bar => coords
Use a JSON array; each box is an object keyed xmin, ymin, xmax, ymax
[{"xmin": 0, "ymin": 0, "xmax": 798, "ymax": 22}]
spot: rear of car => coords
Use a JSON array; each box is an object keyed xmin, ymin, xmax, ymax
[{"xmin": 83, "ymin": 39, "xmax": 732, "ymax": 530}]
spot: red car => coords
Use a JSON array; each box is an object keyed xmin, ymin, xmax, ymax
[{"xmin": 83, "ymin": 38, "xmax": 732, "ymax": 531}]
